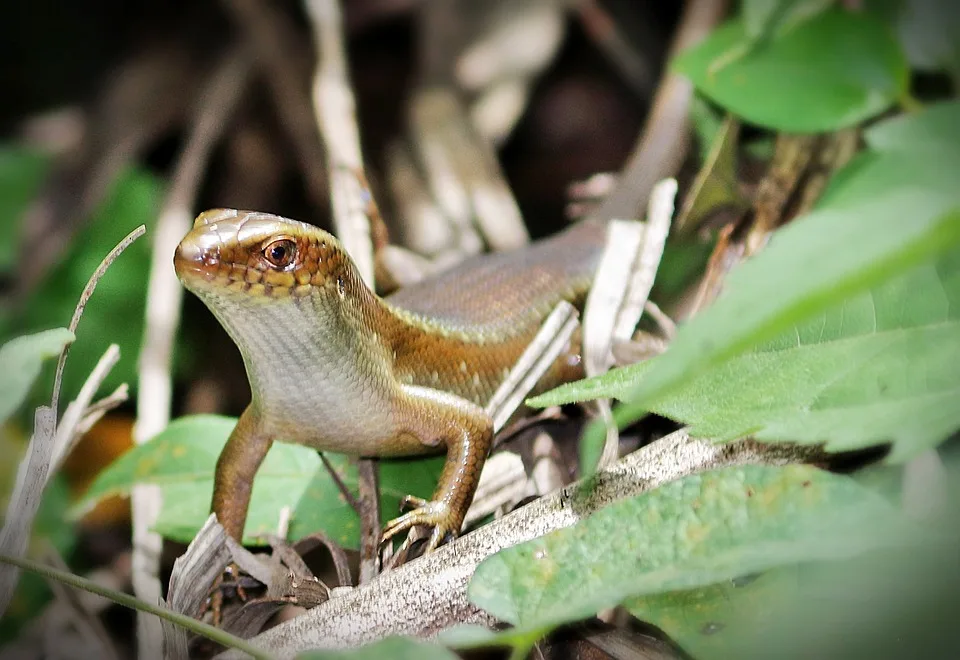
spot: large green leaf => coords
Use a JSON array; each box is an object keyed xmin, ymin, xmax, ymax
[
  {"xmin": 0, "ymin": 328, "xmax": 73, "ymax": 425},
  {"xmin": 532, "ymin": 103, "xmax": 960, "ymax": 464},
  {"xmin": 626, "ymin": 568, "xmax": 801, "ymax": 659},
  {"xmin": 628, "ymin": 536, "xmax": 960, "ymax": 659},
  {"xmin": 535, "ymin": 249, "xmax": 960, "ymax": 462},
  {"xmin": 674, "ymin": 9, "xmax": 907, "ymax": 131},
  {"xmin": 468, "ymin": 464, "xmax": 914, "ymax": 633},
  {"xmin": 75, "ymin": 415, "xmax": 443, "ymax": 548}
]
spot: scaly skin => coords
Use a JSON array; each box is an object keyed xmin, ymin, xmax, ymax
[{"xmin": 174, "ymin": 208, "xmax": 607, "ymax": 552}]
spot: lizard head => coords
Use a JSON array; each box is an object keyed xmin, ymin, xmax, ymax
[
  {"xmin": 175, "ymin": 209, "xmax": 386, "ymax": 420},
  {"xmin": 174, "ymin": 209, "xmax": 353, "ymax": 303}
]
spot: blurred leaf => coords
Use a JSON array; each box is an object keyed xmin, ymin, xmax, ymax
[
  {"xmin": 0, "ymin": 148, "xmax": 49, "ymax": 276},
  {"xmin": 626, "ymin": 568, "xmax": 800, "ymax": 659},
  {"xmin": 75, "ymin": 415, "xmax": 442, "ymax": 548},
  {"xmin": 468, "ymin": 465, "xmax": 914, "ymax": 633},
  {"xmin": 630, "ymin": 530, "xmax": 960, "ymax": 659},
  {"xmin": 674, "ymin": 9, "xmax": 908, "ymax": 131},
  {"xmin": 896, "ymin": 0, "xmax": 960, "ymax": 75},
  {"xmin": 0, "ymin": 328, "xmax": 73, "ymax": 425},
  {"xmin": 74, "ymin": 415, "xmax": 321, "ymax": 545},
  {"xmin": 863, "ymin": 99, "xmax": 960, "ymax": 156},
  {"xmin": 742, "ymin": 0, "xmax": 833, "ymax": 38},
  {"xmin": 0, "ymin": 155, "xmax": 161, "ymax": 406},
  {"xmin": 297, "ymin": 637, "xmax": 459, "ymax": 660},
  {"xmin": 628, "ymin": 512, "xmax": 960, "ymax": 660},
  {"xmin": 651, "ymin": 237, "xmax": 716, "ymax": 305},
  {"xmin": 689, "ymin": 94, "xmax": 725, "ymax": 162},
  {"xmin": 675, "ymin": 115, "xmax": 747, "ymax": 234}
]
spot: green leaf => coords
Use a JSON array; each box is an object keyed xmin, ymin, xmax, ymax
[
  {"xmin": 551, "ymin": 250, "xmax": 960, "ymax": 462},
  {"xmin": 626, "ymin": 568, "xmax": 800, "ymax": 659},
  {"xmin": 863, "ymin": 99, "xmax": 960, "ymax": 156},
  {"xmin": 1, "ymin": 157, "xmax": 161, "ymax": 406},
  {"xmin": 625, "ymin": 194, "xmax": 959, "ymax": 418},
  {"xmin": 742, "ymin": 0, "xmax": 833, "ymax": 38},
  {"xmin": 468, "ymin": 464, "xmax": 913, "ymax": 633},
  {"xmin": 656, "ymin": 252, "xmax": 960, "ymax": 460},
  {"xmin": 297, "ymin": 637, "xmax": 459, "ymax": 660},
  {"xmin": 76, "ymin": 415, "xmax": 443, "ymax": 548},
  {"xmin": 0, "ymin": 328, "xmax": 74, "ymax": 424},
  {"xmin": 628, "ymin": 532, "xmax": 960, "ymax": 659},
  {"xmin": 527, "ymin": 359, "xmax": 651, "ymax": 408},
  {"xmin": 674, "ymin": 9, "xmax": 908, "ymax": 131},
  {"xmin": 0, "ymin": 148, "xmax": 49, "ymax": 276},
  {"xmin": 74, "ymin": 415, "xmax": 323, "ymax": 545}
]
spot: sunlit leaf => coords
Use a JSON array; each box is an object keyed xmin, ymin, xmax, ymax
[{"xmin": 674, "ymin": 9, "xmax": 908, "ymax": 131}]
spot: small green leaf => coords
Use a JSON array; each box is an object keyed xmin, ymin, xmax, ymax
[
  {"xmin": 468, "ymin": 465, "xmax": 914, "ymax": 633},
  {"xmin": 742, "ymin": 0, "xmax": 833, "ymax": 38},
  {"xmin": 76, "ymin": 415, "xmax": 443, "ymax": 547},
  {"xmin": 0, "ymin": 328, "xmax": 73, "ymax": 424},
  {"xmin": 297, "ymin": 636, "xmax": 459, "ymax": 660},
  {"xmin": 675, "ymin": 115, "xmax": 748, "ymax": 235},
  {"xmin": 863, "ymin": 99, "xmax": 960, "ymax": 156},
  {"xmin": 527, "ymin": 360, "xmax": 651, "ymax": 409},
  {"xmin": 674, "ymin": 9, "xmax": 908, "ymax": 131}
]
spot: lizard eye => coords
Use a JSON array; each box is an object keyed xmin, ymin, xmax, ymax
[{"xmin": 262, "ymin": 239, "xmax": 297, "ymax": 269}]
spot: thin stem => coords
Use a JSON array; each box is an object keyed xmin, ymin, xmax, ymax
[
  {"xmin": 51, "ymin": 224, "xmax": 146, "ymax": 414},
  {"xmin": 0, "ymin": 552, "xmax": 271, "ymax": 660}
]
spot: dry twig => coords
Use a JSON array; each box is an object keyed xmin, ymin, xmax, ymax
[{"xmin": 136, "ymin": 50, "xmax": 251, "ymax": 659}]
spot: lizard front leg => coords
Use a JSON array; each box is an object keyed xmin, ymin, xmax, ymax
[
  {"xmin": 213, "ymin": 406, "xmax": 274, "ymax": 541},
  {"xmin": 207, "ymin": 407, "xmax": 273, "ymax": 623},
  {"xmin": 381, "ymin": 385, "xmax": 494, "ymax": 553}
]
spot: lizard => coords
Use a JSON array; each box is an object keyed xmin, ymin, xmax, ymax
[{"xmin": 174, "ymin": 208, "xmax": 608, "ymax": 554}]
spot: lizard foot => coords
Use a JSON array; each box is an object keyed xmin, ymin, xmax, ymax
[
  {"xmin": 381, "ymin": 498, "xmax": 461, "ymax": 559},
  {"xmin": 198, "ymin": 563, "xmax": 260, "ymax": 626}
]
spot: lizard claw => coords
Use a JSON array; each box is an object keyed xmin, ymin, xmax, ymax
[
  {"xmin": 381, "ymin": 499, "xmax": 460, "ymax": 557},
  {"xmin": 198, "ymin": 563, "xmax": 256, "ymax": 627}
]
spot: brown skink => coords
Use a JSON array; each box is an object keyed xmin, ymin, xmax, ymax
[{"xmin": 174, "ymin": 209, "xmax": 607, "ymax": 552}]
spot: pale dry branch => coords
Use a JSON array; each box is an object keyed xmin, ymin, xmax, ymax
[
  {"xmin": 220, "ymin": 431, "xmax": 817, "ymax": 657},
  {"xmin": 137, "ymin": 50, "xmax": 250, "ymax": 659},
  {"xmin": 304, "ymin": 0, "xmax": 377, "ymax": 286}
]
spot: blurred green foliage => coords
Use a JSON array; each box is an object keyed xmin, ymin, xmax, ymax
[{"xmin": 0, "ymin": 147, "xmax": 161, "ymax": 409}]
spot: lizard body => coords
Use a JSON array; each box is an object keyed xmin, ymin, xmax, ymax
[{"xmin": 174, "ymin": 209, "xmax": 607, "ymax": 550}]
